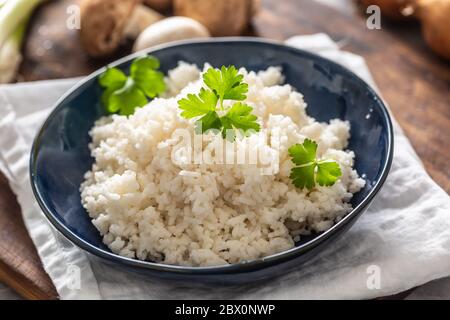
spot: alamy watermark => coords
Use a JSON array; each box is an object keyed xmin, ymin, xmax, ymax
[
  {"xmin": 66, "ymin": 4, "xmax": 80, "ymax": 30},
  {"xmin": 366, "ymin": 264, "xmax": 381, "ymax": 290},
  {"xmin": 66, "ymin": 264, "xmax": 81, "ymax": 291},
  {"xmin": 170, "ymin": 127, "xmax": 281, "ymax": 176},
  {"xmin": 366, "ymin": 5, "xmax": 382, "ymax": 30}
]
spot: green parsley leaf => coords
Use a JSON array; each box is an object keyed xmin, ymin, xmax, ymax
[
  {"xmin": 288, "ymin": 138, "xmax": 317, "ymax": 166},
  {"xmin": 288, "ymin": 139, "xmax": 342, "ymax": 190},
  {"xmin": 290, "ymin": 165, "xmax": 316, "ymax": 190},
  {"xmin": 195, "ymin": 111, "xmax": 221, "ymax": 134},
  {"xmin": 99, "ymin": 67, "xmax": 127, "ymax": 88},
  {"xmin": 221, "ymin": 102, "xmax": 260, "ymax": 136},
  {"xmin": 99, "ymin": 68, "xmax": 127, "ymax": 111},
  {"xmin": 108, "ymin": 78, "xmax": 148, "ymax": 116},
  {"xmin": 130, "ymin": 56, "xmax": 165, "ymax": 98},
  {"xmin": 203, "ymin": 66, "xmax": 248, "ymax": 103},
  {"xmin": 178, "ymin": 65, "xmax": 260, "ymax": 139},
  {"xmin": 98, "ymin": 55, "xmax": 165, "ymax": 116},
  {"xmin": 178, "ymin": 88, "xmax": 218, "ymax": 119},
  {"xmin": 316, "ymin": 161, "xmax": 342, "ymax": 187}
]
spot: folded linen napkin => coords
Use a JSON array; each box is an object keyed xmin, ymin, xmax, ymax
[{"xmin": 0, "ymin": 34, "xmax": 449, "ymax": 300}]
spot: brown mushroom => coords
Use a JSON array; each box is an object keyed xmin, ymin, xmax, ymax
[
  {"xmin": 415, "ymin": 0, "xmax": 450, "ymax": 60},
  {"xmin": 173, "ymin": 0, "xmax": 256, "ymax": 36},
  {"xmin": 143, "ymin": 0, "xmax": 172, "ymax": 13},
  {"xmin": 80, "ymin": 0, "xmax": 139, "ymax": 57}
]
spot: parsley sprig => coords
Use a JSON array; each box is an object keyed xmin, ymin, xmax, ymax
[
  {"xmin": 178, "ymin": 66, "xmax": 260, "ymax": 138},
  {"xmin": 99, "ymin": 55, "xmax": 166, "ymax": 116},
  {"xmin": 288, "ymin": 139, "xmax": 342, "ymax": 190}
]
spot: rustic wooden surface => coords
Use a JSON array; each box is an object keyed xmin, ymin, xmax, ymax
[
  {"xmin": 0, "ymin": 174, "xmax": 57, "ymax": 299},
  {"xmin": 0, "ymin": 0, "xmax": 448, "ymax": 299}
]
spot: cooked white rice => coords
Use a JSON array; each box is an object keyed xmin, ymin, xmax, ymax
[{"xmin": 80, "ymin": 62, "xmax": 365, "ymax": 267}]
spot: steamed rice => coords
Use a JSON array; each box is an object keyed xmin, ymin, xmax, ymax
[{"xmin": 80, "ymin": 62, "xmax": 365, "ymax": 267}]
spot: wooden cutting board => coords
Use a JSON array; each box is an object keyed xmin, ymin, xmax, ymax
[{"xmin": 1, "ymin": 0, "xmax": 448, "ymax": 299}]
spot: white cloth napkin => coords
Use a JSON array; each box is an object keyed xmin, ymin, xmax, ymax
[{"xmin": 0, "ymin": 34, "xmax": 449, "ymax": 300}]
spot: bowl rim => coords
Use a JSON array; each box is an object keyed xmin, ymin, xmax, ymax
[{"xmin": 30, "ymin": 37, "xmax": 394, "ymax": 274}]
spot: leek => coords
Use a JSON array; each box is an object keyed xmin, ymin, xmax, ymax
[
  {"xmin": 0, "ymin": 0, "xmax": 43, "ymax": 49},
  {"xmin": 0, "ymin": 17, "xmax": 26, "ymax": 83},
  {"xmin": 0, "ymin": 0, "xmax": 45, "ymax": 83}
]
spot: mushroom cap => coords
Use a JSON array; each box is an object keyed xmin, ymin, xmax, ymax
[
  {"xmin": 80, "ymin": 0, "xmax": 139, "ymax": 58},
  {"xmin": 133, "ymin": 16, "xmax": 210, "ymax": 52},
  {"xmin": 173, "ymin": 0, "xmax": 255, "ymax": 36},
  {"xmin": 143, "ymin": 0, "xmax": 172, "ymax": 13},
  {"xmin": 417, "ymin": 0, "xmax": 450, "ymax": 60}
]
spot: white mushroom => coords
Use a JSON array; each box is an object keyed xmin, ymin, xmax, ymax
[{"xmin": 133, "ymin": 16, "xmax": 210, "ymax": 52}]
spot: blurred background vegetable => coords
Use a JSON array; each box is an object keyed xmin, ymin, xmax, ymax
[
  {"xmin": 123, "ymin": 3, "xmax": 164, "ymax": 39},
  {"xmin": 0, "ymin": 0, "xmax": 45, "ymax": 83},
  {"xmin": 173, "ymin": 0, "xmax": 256, "ymax": 36},
  {"xmin": 143, "ymin": 0, "xmax": 172, "ymax": 13},
  {"xmin": 80, "ymin": 0, "xmax": 256, "ymax": 57},
  {"xmin": 414, "ymin": 0, "xmax": 450, "ymax": 60},
  {"xmin": 79, "ymin": 0, "xmax": 139, "ymax": 57}
]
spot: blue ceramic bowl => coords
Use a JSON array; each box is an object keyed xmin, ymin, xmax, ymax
[{"xmin": 30, "ymin": 38, "xmax": 393, "ymax": 284}]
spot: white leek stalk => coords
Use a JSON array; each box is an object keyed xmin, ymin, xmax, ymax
[
  {"xmin": 0, "ymin": 21, "xmax": 25, "ymax": 83},
  {"xmin": 0, "ymin": 0, "xmax": 43, "ymax": 49},
  {"xmin": 0, "ymin": 0, "xmax": 45, "ymax": 83}
]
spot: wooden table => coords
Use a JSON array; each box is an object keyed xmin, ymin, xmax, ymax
[{"xmin": 0, "ymin": 0, "xmax": 448, "ymax": 299}]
